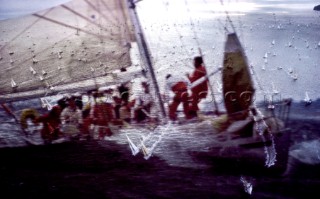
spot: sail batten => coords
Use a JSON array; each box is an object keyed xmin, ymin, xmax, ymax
[
  {"xmin": 0, "ymin": 67, "xmax": 142, "ymax": 103},
  {"xmin": 0, "ymin": 0, "xmax": 134, "ymax": 101}
]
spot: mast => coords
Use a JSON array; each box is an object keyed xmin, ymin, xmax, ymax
[{"xmin": 126, "ymin": 0, "xmax": 167, "ymax": 119}]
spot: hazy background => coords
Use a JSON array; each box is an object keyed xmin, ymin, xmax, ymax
[{"xmin": 0, "ymin": 0, "xmax": 317, "ymax": 20}]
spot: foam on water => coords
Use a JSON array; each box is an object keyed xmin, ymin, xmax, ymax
[
  {"xmin": 109, "ymin": 120, "xmax": 217, "ymax": 168},
  {"xmin": 289, "ymin": 139, "xmax": 320, "ymax": 165}
]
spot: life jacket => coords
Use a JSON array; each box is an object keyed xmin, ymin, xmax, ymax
[
  {"xmin": 20, "ymin": 108, "xmax": 39, "ymax": 129},
  {"xmin": 91, "ymin": 102, "xmax": 114, "ymax": 126},
  {"xmin": 36, "ymin": 112, "xmax": 61, "ymax": 138}
]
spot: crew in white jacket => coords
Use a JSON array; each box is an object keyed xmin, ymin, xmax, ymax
[{"xmin": 60, "ymin": 96, "xmax": 82, "ymax": 138}]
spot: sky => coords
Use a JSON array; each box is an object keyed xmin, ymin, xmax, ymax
[
  {"xmin": 0, "ymin": 0, "xmax": 318, "ymax": 20},
  {"xmin": 0, "ymin": 0, "xmax": 71, "ymax": 20}
]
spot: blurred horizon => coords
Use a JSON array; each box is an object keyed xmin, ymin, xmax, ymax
[{"xmin": 0, "ymin": 0, "xmax": 318, "ymax": 20}]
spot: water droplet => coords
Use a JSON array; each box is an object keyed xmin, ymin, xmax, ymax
[
  {"xmin": 30, "ymin": 66, "xmax": 36, "ymax": 75},
  {"xmin": 263, "ymin": 52, "xmax": 268, "ymax": 58},
  {"xmin": 11, "ymin": 79, "xmax": 17, "ymax": 88},
  {"xmin": 32, "ymin": 58, "xmax": 39, "ymax": 64}
]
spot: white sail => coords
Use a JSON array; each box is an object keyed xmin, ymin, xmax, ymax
[{"xmin": 0, "ymin": 0, "xmax": 134, "ymax": 103}]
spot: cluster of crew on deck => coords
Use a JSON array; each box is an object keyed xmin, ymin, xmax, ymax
[
  {"xmin": 21, "ymin": 56, "xmax": 209, "ymax": 143},
  {"xmin": 165, "ymin": 56, "xmax": 208, "ymax": 121}
]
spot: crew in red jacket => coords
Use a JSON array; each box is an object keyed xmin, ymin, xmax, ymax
[
  {"xmin": 36, "ymin": 105, "xmax": 63, "ymax": 143},
  {"xmin": 165, "ymin": 74, "xmax": 190, "ymax": 121},
  {"xmin": 186, "ymin": 56, "xmax": 208, "ymax": 118},
  {"xmin": 90, "ymin": 92, "xmax": 114, "ymax": 139}
]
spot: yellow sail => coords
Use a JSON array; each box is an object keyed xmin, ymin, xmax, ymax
[{"xmin": 222, "ymin": 33, "xmax": 255, "ymax": 118}]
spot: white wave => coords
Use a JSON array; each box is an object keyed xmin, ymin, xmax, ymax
[{"xmin": 289, "ymin": 139, "xmax": 320, "ymax": 165}]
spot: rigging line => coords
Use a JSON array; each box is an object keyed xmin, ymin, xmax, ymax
[
  {"xmin": 134, "ymin": 1, "xmax": 185, "ymax": 70},
  {"xmin": 160, "ymin": 24, "xmax": 192, "ymax": 66},
  {"xmin": 99, "ymin": 0, "xmax": 121, "ymax": 24},
  {"xmin": 235, "ymin": 0, "xmax": 245, "ymax": 44},
  {"xmin": 182, "ymin": 0, "xmax": 217, "ymax": 68},
  {"xmin": 83, "ymin": 0, "xmax": 119, "ymax": 29},
  {"xmin": 224, "ymin": 13, "xmax": 230, "ymax": 34},
  {"xmin": 127, "ymin": 0, "xmax": 167, "ymax": 119},
  {"xmin": 135, "ymin": 3, "xmax": 166, "ymax": 68},
  {"xmin": 141, "ymin": 26, "xmax": 162, "ymax": 68},
  {"xmin": 219, "ymin": 0, "xmax": 237, "ymax": 33},
  {"xmin": 0, "ymin": 103, "xmax": 29, "ymax": 137},
  {"xmin": 184, "ymin": 0, "xmax": 201, "ymax": 49},
  {"xmin": 198, "ymin": 48, "xmax": 220, "ymax": 114},
  {"xmin": 249, "ymin": 64, "xmax": 267, "ymax": 96},
  {"xmin": 70, "ymin": 0, "xmax": 80, "ymax": 35},
  {"xmin": 0, "ymin": 8, "xmax": 53, "ymax": 53},
  {"xmin": 202, "ymin": 0, "xmax": 230, "ymax": 35},
  {"xmin": 161, "ymin": 1, "xmax": 215, "ymax": 75},
  {"xmin": 184, "ymin": 0, "xmax": 220, "ymax": 114},
  {"xmin": 96, "ymin": 0, "xmax": 104, "ymax": 43},
  {"xmin": 117, "ymin": 0, "xmax": 133, "ymax": 45},
  {"xmin": 138, "ymin": 3, "xmax": 166, "ymax": 65},
  {"xmin": 61, "ymin": 5, "xmax": 110, "ymax": 32},
  {"xmin": 125, "ymin": 20, "xmax": 147, "ymax": 73},
  {"xmin": 160, "ymin": 0, "xmax": 195, "ymax": 68},
  {"xmin": 92, "ymin": 0, "xmax": 122, "ymax": 43},
  {"xmin": 32, "ymin": 14, "xmax": 114, "ymax": 40}
]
